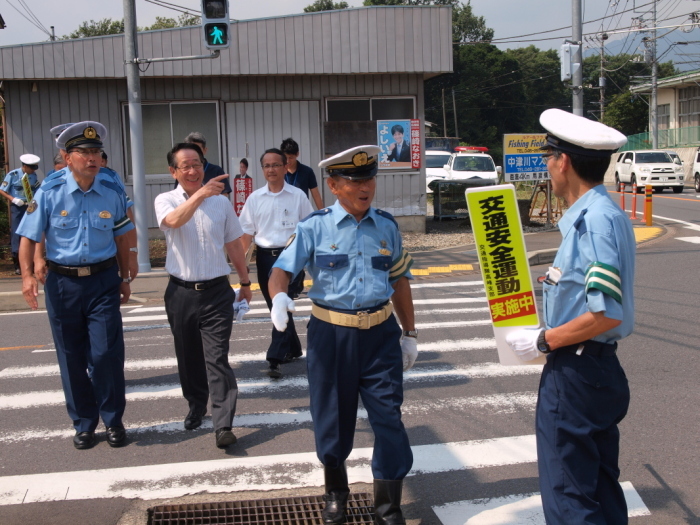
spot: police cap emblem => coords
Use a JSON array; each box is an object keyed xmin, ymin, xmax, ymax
[
  {"xmin": 84, "ymin": 127, "xmax": 97, "ymax": 140},
  {"xmin": 352, "ymin": 152, "xmax": 368, "ymax": 167}
]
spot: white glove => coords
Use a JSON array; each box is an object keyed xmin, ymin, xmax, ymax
[
  {"xmin": 236, "ymin": 299, "xmax": 249, "ymax": 322},
  {"xmin": 12, "ymin": 198, "xmax": 25, "ymax": 207},
  {"xmin": 400, "ymin": 336, "xmax": 418, "ymax": 371},
  {"xmin": 505, "ymin": 328, "xmax": 544, "ymax": 362},
  {"xmin": 271, "ymin": 292, "xmax": 295, "ymax": 332}
]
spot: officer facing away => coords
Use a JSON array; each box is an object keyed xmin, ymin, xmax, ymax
[
  {"xmin": 506, "ymin": 109, "xmax": 633, "ymax": 524},
  {"xmin": 267, "ymin": 145, "xmax": 418, "ymax": 525}
]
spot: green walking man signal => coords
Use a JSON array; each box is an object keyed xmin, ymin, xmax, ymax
[{"xmin": 202, "ymin": 0, "xmax": 230, "ymax": 50}]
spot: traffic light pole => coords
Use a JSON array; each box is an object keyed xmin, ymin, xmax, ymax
[{"xmin": 572, "ymin": 0, "xmax": 583, "ymax": 116}]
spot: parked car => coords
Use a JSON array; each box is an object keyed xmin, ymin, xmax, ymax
[
  {"xmin": 441, "ymin": 147, "xmax": 501, "ymax": 188},
  {"xmin": 693, "ymin": 148, "xmax": 700, "ymax": 193},
  {"xmin": 425, "ymin": 150, "xmax": 452, "ymax": 193},
  {"xmin": 614, "ymin": 150, "xmax": 685, "ymax": 193}
]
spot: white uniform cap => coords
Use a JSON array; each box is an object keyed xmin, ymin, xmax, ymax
[
  {"xmin": 50, "ymin": 123, "xmax": 74, "ymax": 143},
  {"xmin": 20, "ymin": 154, "xmax": 40, "ymax": 165},
  {"xmin": 55, "ymin": 121, "xmax": 107, "ymax": 151},
  {"xmin": 319, "ymin": 145, "xmax": 381, "ymax": 180},
  {"xmin": 540, "ymin": 109, "xmax": 627, "ymax": 158}
]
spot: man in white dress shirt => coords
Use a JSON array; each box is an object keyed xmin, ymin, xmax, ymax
[
  {"xmin": 239, "ymin": 148, "xmax": 313, "ymax": 378},
  {"xmin": 154, "ymin": 143, "xmax": 252, "ymax": 448}
]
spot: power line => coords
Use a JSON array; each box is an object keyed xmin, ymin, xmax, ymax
[
  {"xmin": 142, "ymin": 0, "xmax": 201, "ymax": 17},
  {"xmin": 3, "ymin": 0, "xmax": 51, "ymax": 36}
]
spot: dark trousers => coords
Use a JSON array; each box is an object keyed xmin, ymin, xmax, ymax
[
  {"xmin": 537, "ymin": 345, "xmax": 630, "ymax": 524},
  {"xmin": 10, "ymin": 203, "xmax": 26, "ymax": 255},
  {"xmin": 164, "ymin": 278, "xmax": 238, "ymax": 431},
  {"xmin": 255, "ymin": 247, "xmax": 303, "ymax": 363},
  {"xmin": 306, "ymin": 313, "xmax": 413, "ymax": 480},
  {"xmin": 44, "ymin": 265, "xmax": 126, "ymax": 433}
]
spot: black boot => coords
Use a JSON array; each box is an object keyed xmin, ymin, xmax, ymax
[
  {"xmin": 373, "ymin": 479, "xmax": 405, "ymax": 525},
  {"xmin": 322, "ymin": 463, "xmax": 350, "ymax": 524},
  {"xmin": 12, "ymin": 255, "xmax": 20, "ymax": 275}
]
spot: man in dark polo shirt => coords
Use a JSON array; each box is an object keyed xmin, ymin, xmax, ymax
[{"xmin": 280, "ymin": 137, "xmax": 323, "ymax": 209}]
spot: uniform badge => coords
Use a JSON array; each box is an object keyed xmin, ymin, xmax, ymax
[
  {"xmin": 26, "ymin": 200, "xmax": 37, "ymax": 214},
  {"xmin": 84, "ymin": 127, "xmax": 97, "ymax": 139},
  {"xmin": 330, "ymin": 244, "xmax": 337, "ymax": 251},
  {"xmin": 284, "ymin": 233, "xmax": 296, "ymax": 249},
  {"xmin": 60, "ymin": 210, "xmax": 68, "ymax": 216},
  {"xmin": 1, "ymin": 182, "xmax": 7, "ymax": 188},
  {"xmin": 379, "ymin": 248, "xmax": 391, "ymax": 256},
  {"xmin": 380, "ymin": 240, "xmax": 387, "ymax": 247},
  {"xmin": 99, "ymin": 211, "xmax": 112, "ymax": 219},
  {"xmin": 352, "ymin": 151, "xmax": 369, "ymax": 167}
]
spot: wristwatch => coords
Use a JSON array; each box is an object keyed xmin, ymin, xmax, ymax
[
  {"xmin": 402, "ymin": 330, "xmax": 418, "ymax": 338},
  {"xmin": 122, "ymin": 277, "xmax": 132, "ymax": 284},
  {"xmin": 129, "ymin": 247, "xmax": 138, "ymax": 253},
  {"xmin": 537, "ymin": 330, "xmax": 552, "ymax": 354},
  {"xmin": 240, "ymin": 281, "xmax": 251, "ymax": 287}
]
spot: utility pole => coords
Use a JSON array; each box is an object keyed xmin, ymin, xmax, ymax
[
  {"xmin": 123, "ymin": 0, "xmax": 151, "ymax": 272},
  {"xmin": 451, "ymin": 88, "xmax": 458, "ymax": 139},
  {"xmin": 599, "ymin": 33, "xmax": 607, "ymax": 122},
  {"xmin": 651, "ymin": 0, "xmax": 658, "ymax": 148},
  {"xmin": 441, "ymin": 88, "xmax": 447, "ymax": 137},
  {"xmin": 572, "ymin": 0, "xmax": 583, "ymax": 116}
]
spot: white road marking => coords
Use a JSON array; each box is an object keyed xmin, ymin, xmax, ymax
[
  {"xmin": 676, "ymin": 236, "xmax": 700, "ymax": 244},
  {"xmin": 0, "ymin": 393, "xmax": 537, "ymax": 444},
  {"xmin": 432, "ymin": 481, "xmax": 650, "ymax": 525},
  {"xmin": 0, "ymin": 363, "xmax": 540, "ymax": 409},
  {"xmin": 0, "ymin": 435, "xmax": 536, "ymax": 505},
  {"xmin": 651, "ymin": 213, "xmax": 700, "ymax": 231}
]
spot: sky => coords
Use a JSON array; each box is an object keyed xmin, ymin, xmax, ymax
[{"xmin": 1, "ymin": 0, "xmax": 700, "ymax": 69}]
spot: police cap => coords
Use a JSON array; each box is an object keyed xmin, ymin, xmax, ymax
[
  {"xmin": 19, "ymin": 153, "xmax": 40, "ymax": 166},
  {"xmin": 319, "ymin": 145, "xmax": 380, "ymax": 180},
  {"xmin": 540, "ymin": 109, "xmax": 627, "ymax": 158},
  {"xmin": 56, "ymin": 121, "xmax": 107, "ymax": 151}
]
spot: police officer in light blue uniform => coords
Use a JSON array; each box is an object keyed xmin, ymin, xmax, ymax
[
  {"xmin": 268, "ymin": 146, "xmax": 418, "ymax": 525},
  {"xmin": 17, "ymin": 121, "xmax": 134, "ymax": 451},
  {"xmin": 0, "ymin": 154, "xmax": 41, "ymax": 274},
  {"xmin": 506, "ymin": 109, "xmax": 633, "ymax": 524}
]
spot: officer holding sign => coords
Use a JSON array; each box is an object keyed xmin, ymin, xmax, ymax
[
  {"xmin": 267, "ymin": 145, "xmax": 417, "ymax": 525},
  {"xmin": 506, "ymin": 109, "xmax": 633, "ymax": 524}
]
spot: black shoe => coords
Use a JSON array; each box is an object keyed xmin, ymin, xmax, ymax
[
  {"xmin": 282, "ymin": 352, "xmax": 303, "ymax": 364},
  {"xmin": 215, "ymin": 427, "xmax": 237, "ymax": 448},
  {"xmin": 184, "ymin": 407, "xmax": 207, "ymax": 430},
  {"xmin": 106, "ymin": 425, "xmax": 127, "ymax": 447},
  {"xmin": 267, "ymin": 363, "xmax": 282, "ymax": 379},
  {"xmin": 373, "ymin": 479, "xmax": 405, "ymax": 525},
  {"xmin": 73, "ymin": 431, "xmax": 96, "ymax": 450},
  {"xmin": 323, "ymin": 463, "xmax": 350, "ymax": 524}
]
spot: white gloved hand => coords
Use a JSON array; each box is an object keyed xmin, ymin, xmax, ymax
[
  {"xmin": 236, "ymin": 298, "xmax": 249, "ymax": 322},
  {"xmin": 271, "ymin": 292, "xmax": 295, "ymax": 332},
  {"xmin": 505, "ymin": 328, "xmax": 544, "ymax": 362},
  {"xmin": 12, "ymin": 198, "xmax": 25, "ymax": 207},
  {"xmin": 400, "ymin": 336, "xmax": 418, "ymax": 371}
]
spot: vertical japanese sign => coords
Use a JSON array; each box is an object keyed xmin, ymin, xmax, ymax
[
  {"xmin": 20, "ymin": 173, "xmax": 34, "ymax": 204},
  {"xmin": 503, "ymin": 133, "xmax": 549, "ymax": 182},
  {"xmin": 466, "ymin": 184, "xmax": 545, "ymax": 365},
  {"xmin": 233, "ymin": 176, "xmax": 253, "ymax": 216},
  {"xmin": 377, "ymin": 119, "xmax": 420, "ymax": 169}
]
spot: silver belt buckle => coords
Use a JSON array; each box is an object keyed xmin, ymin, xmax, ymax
[
  {"xmin": 357, "ymin": 310, "xmax": 370, "ymax": 329},
  {"xmin": 194, "ymin": 282, "xmax": 205, "ymax": 291},
  {"xmin": 77, "ymin": 267, "xmax": 91, "ymax": 277}
]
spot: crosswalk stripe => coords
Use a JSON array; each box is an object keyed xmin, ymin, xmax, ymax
[
  {"xmin": 0, "ymin": 338, "xmax": 497, "ymax": 379},
  {"xmin": 0, "ymin": 392, "xmax": 537, "ymax": 445},
  {"xmin": 432, "ymin": 481, "xmax": 650, "ymax": 525},
  {"xmin": 0, "ymin": 363, "xmax": 540, "ymax": 409},
  {"xmin": 0, "ymin": 435, "xmax": 536, "ymax": 505},
  {"xmin": 676, "ymin": 236, "xmax": 700, "ymax": 244}
]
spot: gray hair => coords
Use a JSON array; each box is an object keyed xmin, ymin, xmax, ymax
[
  {"xmin": 184, "ymin": 132, "xmax": 207, "ymax": 147},
  {"xmin": 53, "ymin": 153, "xmax": 64, "ymax": 165}
]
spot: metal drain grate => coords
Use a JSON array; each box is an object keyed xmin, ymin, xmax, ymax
[{"xmin": 148, "ymin": 493, "xmax": 374, "ymax": 525}]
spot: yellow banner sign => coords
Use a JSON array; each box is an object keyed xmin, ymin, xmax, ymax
[
  {"xmin": 466, "ymin": 184, "xmax": 539, "ymax": 328},
  {"xmin": 21, "ymin": 173, "xmax": 34, "ymax": 203}
]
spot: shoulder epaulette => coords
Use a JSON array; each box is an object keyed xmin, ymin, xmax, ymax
[
  {"xmin": 301, "ymin": 207, "xmax": 332, "ymax": 223},
  {"xmin": 375, "ymin": 208, "xmax": 398, "ymax": 227},
  {"xmin": 42, "ymin": 177, "xmax": 67, "ymax": 191},
  {"xmin": 99, "ymin": 178, "xmax": 123, "ymax": 195},
  {"xmin": 574, "ymin": 209, "xmax": 588, "ymax": 238}
]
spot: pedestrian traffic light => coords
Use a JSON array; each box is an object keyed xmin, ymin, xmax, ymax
[{"xmin": 202, "ymin": 0, "xmax": 230, "ymax": 50}]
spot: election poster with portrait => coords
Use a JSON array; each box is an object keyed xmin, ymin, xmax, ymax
[
  {"xmin": 466, "ymin": 184, "xmax": 545, "ymax": 365},
  {"xmin": 377, "ymin": 119, "xmax": 420, "ymax": 169}
]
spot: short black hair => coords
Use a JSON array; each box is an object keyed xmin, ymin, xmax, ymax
[
  {"xmin": 391, "ymin": 124, "xmax": 404, "ymax": 135},
  {"xmin": 168, "ymin": 143, "xmax": 204, "ymax": 168},
  {"xmin": 280, "ymin": 138, "xmax": 299, "ymax": 155},
  {"xmin": 101, "ymin": 151, "xmax": 108, "ymax": 161},
  {"xmin": 550, "ymin": 149, "xmax": 611, "ymax": 184},
  {"xmin": 240, "ymin": 158, "xmax": 249, "ymax": 168},
  {"xmin": 260, "ymin": 148, "xmax": 287, "ymax": 166}
]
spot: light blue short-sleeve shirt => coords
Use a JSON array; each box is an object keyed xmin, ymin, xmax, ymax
[
  {"xmin": 274, "ymin": 201, "xmax": 413, "ymax": 310},
  {"xmin": 543, "ymin": 184, "xmax": 635, "ymax": 343},
  {"xmin": 1, "ymin": 168, "xmax": 39, "ymax": 201}
]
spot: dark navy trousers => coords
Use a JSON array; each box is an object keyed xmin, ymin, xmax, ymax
[
  {"xmin": 537, "ymin": 347, "xmax": 630, "ymax": 524},
  {"xmin": 44, "ymin": 265, "xmax": 126, "ymax": 433},
  {"xmin": 256, "ymin": 247, "xmax": 303, "ymax": 363},
  {"xmin": 10, "ymin": 203, "xmax": 26, "ymax": 255},
  {"xmin": 306, "ymin": 313, "xmax": 413, "ymax": 480}
]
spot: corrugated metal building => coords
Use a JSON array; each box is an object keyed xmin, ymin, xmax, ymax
[{"xmin": 0, "ymin": 5, "xmax": 452, "ymax": 232}]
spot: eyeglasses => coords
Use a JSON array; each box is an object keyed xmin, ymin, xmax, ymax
[
  {"xmin": 176, "ymin": 164, "xmax": 204, "ymax": 172},
  {"xmin": 262, "ymin": 163, "xmax": 285, "ymax": 170},
  {"xmin": 70, "ymin": 148, "xmax": 103, "ymax": 158},
  {"xmin": 541, "ymin": 152, "xmax": 557, "ymax": 162}
]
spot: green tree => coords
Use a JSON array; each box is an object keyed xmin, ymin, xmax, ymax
[
  {"xmin": 64, "ymin": 18, "xmax": 124, "ymax": 39},
  {"xmin": 603, "ymin": 92, "xmax": 650, "ymax": 136},
  {"xmin": 304, "ymin": 0, "xmax": 349, "ymax": 12},
  {"xmin": 142, "ymin": 14, "xmax": 201, "ymax": 30},
  {"xmin": 452, "ymin": 2, "xmax": 492, "ymax": 44}
]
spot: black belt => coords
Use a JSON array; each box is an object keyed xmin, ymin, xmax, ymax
[
  {"xmin": 256, "ymin": 245, "xmax": 284, "ymax": 257},
  {"xmin": 558, "ymin": 340, "xmax": 618, "ymax": 357},
  {"xmin": 169, "ymin": 275, "xmax": 229, "ymax": 291},
  {"xmin": 47, "ymin": 257, "xmax": 116, "ymax": 277}
]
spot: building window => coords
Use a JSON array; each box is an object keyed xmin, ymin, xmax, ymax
[
  {"xmin": 657, "ymin": 104, "xmax": 670, "ymax": 130},
  {"xmin": 678, "ymin": 86, "xmax": 700, "ymax": 129},
  {"xmin": 122, "ymin": 101, "xmax": 221, "ymax": 181}
]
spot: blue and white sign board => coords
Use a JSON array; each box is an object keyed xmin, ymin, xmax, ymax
[{"xmin": 503, "ymin": 133, "xmax": 550, "ymax": 182}]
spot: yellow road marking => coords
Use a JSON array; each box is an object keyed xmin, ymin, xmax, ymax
[
  {"xmin": 0, "ymin": 345, "xmax": 42, "ymax": 352},
  {"xmin": 633, "ymin": 227, "xmax": 663, "ymax": 243}
]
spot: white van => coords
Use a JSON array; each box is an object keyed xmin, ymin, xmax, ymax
[{"xmin": 443, "ymin": 147, "xmax": 501, "ymax": 187}]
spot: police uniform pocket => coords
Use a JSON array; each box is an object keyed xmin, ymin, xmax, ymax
[
  {"xmin": 315, "ymin": 254, "xmax": 349, "ymax": 294},
  {"xmin": 371, "ymin": 255, "xmax": 392, "ymax": 271},
  {"xmin": 316, "ymin": 254, "xmax": 349, "ymax": 270},
  {"xmin": 50, "ymin": 215, "xmax": 79, "ymax": 246}
]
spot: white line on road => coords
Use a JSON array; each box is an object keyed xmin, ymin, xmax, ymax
[
  {"xmin": 432, "ymin": 481, "xmax": 650, "ymax": 525},
  {"xmin": 0, "ymin": 435, "xmax": 536, "ymax": 505},
  {"xmin": 0, "ymin": 363, "xmax": 540, "ymax": 409},
  {"xmin": 676, "ymin": 236, "xmax": 700, "ymax": 244}
]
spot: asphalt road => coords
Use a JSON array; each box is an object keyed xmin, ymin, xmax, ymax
[{"xmin": 0, "ymin": 187, "xmax": 698, "ymax": 525}]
